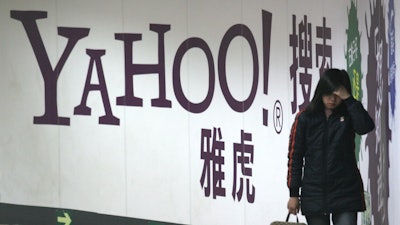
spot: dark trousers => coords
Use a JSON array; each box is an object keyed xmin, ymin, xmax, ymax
[{"xmin": 305, "ymin": 212, "xmax": 357, "ymax": 225}]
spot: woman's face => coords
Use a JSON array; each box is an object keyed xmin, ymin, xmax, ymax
[{"xmin": 322, "ymin": 93, "xmax": 342, "ymax": 110}]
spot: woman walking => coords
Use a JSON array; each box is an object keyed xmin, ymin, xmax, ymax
[{"xmin": 287, "ymin": 69, "xmax": 375, "ymax": 225}]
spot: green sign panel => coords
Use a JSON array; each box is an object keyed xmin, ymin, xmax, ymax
[
  {"xmin": 57, "ymin": 210, "xmax": 72, "ymax": 225},
  {"xmin": 0, "ymin": 203, "xmax": 183, "ymax": 225}
]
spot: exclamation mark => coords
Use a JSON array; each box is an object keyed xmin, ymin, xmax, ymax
[{"xmin": 262, "ymin": 10, "xmax": 272, "ymax": 126}]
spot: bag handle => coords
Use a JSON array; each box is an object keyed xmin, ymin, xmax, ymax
[{"xmin": 286, "ymin": 213, "xmax": 300, "ymax": 223}]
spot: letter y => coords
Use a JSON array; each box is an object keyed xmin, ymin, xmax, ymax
[{"xmin": 11, "ymin": 10, "xmax": 89, "ymax": 125}]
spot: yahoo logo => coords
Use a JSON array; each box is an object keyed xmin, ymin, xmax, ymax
[{"xmin": 10, "ymin": 10, "xmax": 272, "ymax": 126}]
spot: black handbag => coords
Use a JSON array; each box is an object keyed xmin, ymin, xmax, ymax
[{"xmin": 270, "ymin": 213, "xmax": 307, "ymax": 225}]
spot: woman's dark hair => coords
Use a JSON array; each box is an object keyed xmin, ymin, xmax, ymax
[{"xmin": 306, "ymin": 68, "xmax": 352, "ymax": 113}]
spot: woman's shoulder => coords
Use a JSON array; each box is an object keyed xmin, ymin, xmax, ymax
[
  {"xmin": 293, "ymin": 110, "xmax": 312, "ymax": 125},
  {"xmin": 295, "ymin": 109, "xmax": 326, "ymax": 126},
  {"xmin": 295, "ymin": 109, "xmax": 313, "ymax": 119}
]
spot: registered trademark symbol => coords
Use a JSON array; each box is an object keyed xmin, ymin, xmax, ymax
[{"xmin": 273, "ymin": 100, "xmax": 283, "ymax": 134}]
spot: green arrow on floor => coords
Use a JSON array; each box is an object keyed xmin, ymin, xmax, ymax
[{"xmin": 57, "ymin": 212, "xmax": 72, "ymax": 225}]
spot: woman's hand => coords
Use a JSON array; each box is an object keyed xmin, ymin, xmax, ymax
[
  {"xmin": 333, "ymin": 85, "xmax": 351, "ymax": 100},
  {"xmin": 287, "ymin": 197, "xmax": 300, "ymax": 215}
]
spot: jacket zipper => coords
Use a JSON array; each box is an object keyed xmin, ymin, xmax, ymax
[{"xmin": 322, "ymin": 116, "xmax": 329, "ymax": 214}]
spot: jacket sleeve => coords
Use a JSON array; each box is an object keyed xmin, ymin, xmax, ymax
[
  {"xmin": 343, "ymin": 96, "xmax": 375, "ymax": 135},
  {"xmin": 287, "ymin": 111, "xmax": 306, "ymax": 197}
]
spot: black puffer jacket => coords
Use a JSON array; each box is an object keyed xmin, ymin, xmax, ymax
[{"xmin": 287, "ymin": 96, "xmax": 375, "ymax": 215}]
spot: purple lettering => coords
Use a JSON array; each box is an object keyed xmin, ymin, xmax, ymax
[
  {"xmin": 173, "ymin": 38, "xmax": 215, "ymax": 113},
  {"xmin": 262, "ymin": 10, "xmax": 272, "ymax": 95},
  {"xmin": 115, "ymin": 24, "xmax": 171, "ymax": 108},
  {"xmin": 315, "ymin": 17, "xmax": 332, "ymax": 76},
  {"xmin": 10, "ymin": 10, "xmax": 275, "ymax": 126},
  {"xmin": 298, "ymin": 16, "xmax": 313, "ymax": 111},
  {"xmin": 10, "ymin": 10, "xmax": 89, "ymax": 125},
  {"xmin": 289, "ymin": 15, "xmax": 299, "ymax": 114},
  {"xmin": 74, "ymin": 49, "xmax": 120, "ymax": 125},
  {"xmin": 262, "ymin": 10, "xmax": 273, "ymax": 126},
  {"xmin": 218, "ymin": 24, "xmax": 259, "ymax": 112},
  {"xmin": 232, "ymin": 130, "xmax": 255, "ymax": 203}
]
